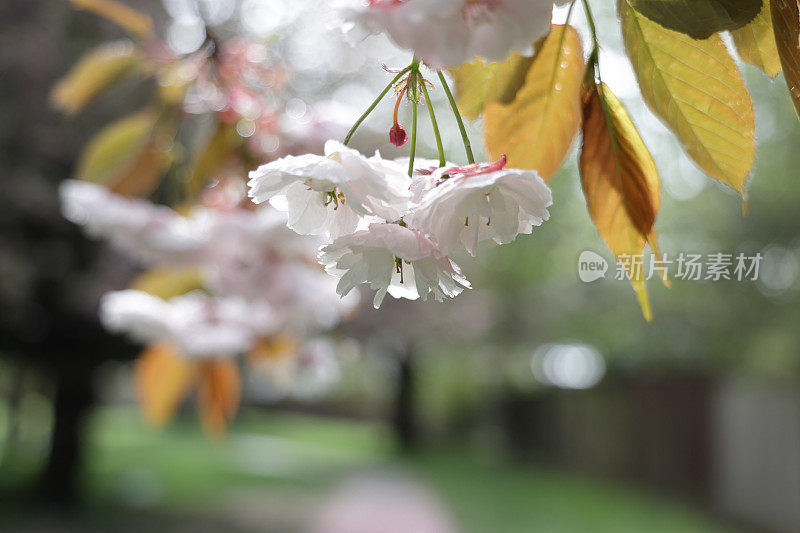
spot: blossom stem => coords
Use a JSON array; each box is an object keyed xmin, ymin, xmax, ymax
[
  {"xmin": 579, "ymin": 0, "xmax": 601, "ymax": 85},
  {"xmin": 421, "ymin": 80, "xmax": 446, "ymax": 167},
  {"xmin": 408, "ymin": 98, "xmax": 418, "ymax": 176},
  {"xmin": 393, "ymin": 86, "xmax": 406, "ymax": 126},
  {"xmin": 581, "ymin": 0, "xmax": 599, "ymax": 50},
  {"xmin": 437, "ymin": 71, "xmax": 474, "ymax": 164},
  {"xmin": 344, "ymin": 66, "xmax": 411, "ymax": 146},
  {"xmin": 566, "ymin": 0, "xmax": 578, "ymax": 23}
]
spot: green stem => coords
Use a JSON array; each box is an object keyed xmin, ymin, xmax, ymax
[
  {"xmin": 566, "ymin": 0, "xmax": 578, "ymax": 23},
  {"xmin": 421, "ymin": 81, "xmax": 445, "ymax": 167},
  {"xmin": 437, "ymin": 71, "xmax": 474, "ymax": 164},
  {"xmin": 344, "ymin": 66, "xmax": 411, "ymax": 146},
  {"xmin": 408, "ymin": 99, "xmax": 418, "ymax": 176},
  {"xmin": 581, "ymin": 0, "xmax": 599, "ymax": 48},
  {"xmin": 580, "ymin": 0, "xmax": 602, "ymax": 85}
]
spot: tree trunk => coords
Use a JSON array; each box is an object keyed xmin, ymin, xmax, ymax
[
  {"xmin": 37, "ymin": 365, "xmax": 94, "ymax": 504},
  {"xmin": 392, "ymin": 353, "xmax": 418, "ymax": 453}
]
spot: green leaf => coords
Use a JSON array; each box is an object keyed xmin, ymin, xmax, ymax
[
  {"xmin": 50, "ymin": 40, "xmax": 141, "ymax": 115},
  {"xmin": 629, "ymin": 0, "xmax": 763, "ymax": 39},
  {"xmin": 620, "ymin": 0, "xmax": 756, "ymax": 192},
  {"xmin": 732, "ymin": 1, "xmax": 781, "ymax": 77},
  {"xmin": 771, "ymin": 0, "xmax": 800, "ymax": 120}
]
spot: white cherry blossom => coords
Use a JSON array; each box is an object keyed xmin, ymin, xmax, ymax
[
  {"xmin": 248, "ymin": 261, "xmax": 362, "ymax": 333},
  {"xmin": 59, "ymin": 180, "xmax": 206, "ymax": 265},
  {"xmin": 248, "ymin": 140, "xmax": 411, "ymax": 238},
  {"xmin": 338, "ymin": 0, "xmax": 558, "ymax": 70},
  {"xmin": 61, "ymin": 180, "xmax": 359, "ymax": 336},
  {"xmin": 389, "ymin": 156, "xmax": 458, "ymax": 203},
  {"xmin": 100, "ymin": 290, "xmax": 279, "ymax": 358},
  {"xmin": 319, "ymin": 222, "xmax": 470, "ymax": 308},
  {"xmin": 406, "ymin": 156, "xmax": 552, "ymax": 256}
]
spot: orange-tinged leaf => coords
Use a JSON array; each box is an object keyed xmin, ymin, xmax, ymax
[
  {"xmin": 450, "ymin": 53, "xmax": 535, "ymax": 120},
  {"xmin": 771, "ymin": 0, "xmax": 800, "ymax": 119},
  {"xmin": 71, "ymin": 0, "xmax": 154, "ymax": 40},
  {"xmin": 135, "ymin": 342, "xmax": 197, "ymax": 427},
  {"xmin": 579, "ymin": 82, "xmax": 662, "ymax": 321},
  {"xmin": 483, "ymin": 25, "xmax": 584, "ymax": 180},
  {"xmin": 580, "ymin": 83, "xmax": 660, "ymax": 245},
  {"xmin": 620, "ymin": 0, "xmax": 756, "ymax": 192},
  {"xmin": 50, "ymin": 40, "xmax": 141, "ymax": 115},
  {"xmin": 110, "ymin": 139, "xmax": 172, "ymax": 196},
  {"xmin": 188, "ymin": 122, "xmax": 240, "ymax": 193},
  {"xmin": 732, "ymin": 1, "xmax": 782, "ymax": 78},
  {"xmin": 130, "ymin": 267, "xmax": 204, "ymax": 299},
  {"xmin": 197, "ymin": 360, "xmax": 241, "ymax": 436}
]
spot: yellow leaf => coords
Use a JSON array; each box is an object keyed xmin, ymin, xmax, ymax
[
  {"xmin": 71, "ymin": 0, "xmax": 154, "ymax": 40},
  {"xmin": 732, "ymin": 1, "xmax": 782, "ymax": 78},
  {"xmin": 75, "ymin": 110, "xmax": 154, "ymax": 186},
  {"xmin": 157, "ymin": 64, "xmax": 192, "ymax": 105},
  {"xmin": 483, "ymin": 25, "xmax": 584, "ymax": 180},
  {"xmin": 450, "ymin": 54, "xmax": 535, "ymax": 120},
  {"xmin": 50, "ymin": 40, "xmax": 141, "ymax": 115},
  {"xmin": 248, "ymin": 334, "xmax": 299, "ymax": 366},
  {"xmin": 771, "ymin": 0, "xmax": 800, "ymax": 120},
  {"xmin": 130, "ymin": 267, "xmax": 204, "ymax": 299},
  {"xmin": 619, "ymin": 0, "xmax": 756, "ymax": 192},
  {"xmin": 134, "ymin": 342, "xmax": 197, "ymax": 427},
  {"xmin": 197, "ymin": 360, "xmax": 241, "ymax": 436},
  {"xmin": 188, "ymin": 122, "xmax": 240, "ymax": 194},
  {"xmin": 579, "ymin": 82, "xmax": 662, "ymax": 321}
]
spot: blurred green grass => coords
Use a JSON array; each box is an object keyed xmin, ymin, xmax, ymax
[{"xmin": 2, "ymin": 406, "xmax": 732, "ymax": 532}]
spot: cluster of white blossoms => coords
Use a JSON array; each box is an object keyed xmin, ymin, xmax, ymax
[
  {"xmin": 60, "ymin": 179, "xmax": 359, "ymax": 366},
  {"xmin": 60, "ymin": 0, "xmax": 560, "ymax": 369},
  {"xmin": 100, "ymin": 290, "xmax": 278, "ymax": 359},
  {"xmin": 248, "ymin": 141, "xmax": 552, "ymax": 308},
  {"xmin": 337, "ymin": 0, "xmax": 570, "ymax": 69},
  {"xmin": 296, "ymin": 0, "xmax": 564, "ymax": 306}
]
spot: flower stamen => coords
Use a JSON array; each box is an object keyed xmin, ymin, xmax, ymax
[
  {"xmin": 395, "ymin": 256, "xmax": 405, "ymax": 283},
  {"xmin": 324, "ymin": 188, "xmax": 343, "ymax": 210}
]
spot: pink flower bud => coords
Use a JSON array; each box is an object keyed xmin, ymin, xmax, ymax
[{"xmin": 389, "ymin": 123, "xmax": 407, "ymax": 147}]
